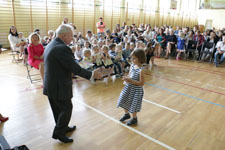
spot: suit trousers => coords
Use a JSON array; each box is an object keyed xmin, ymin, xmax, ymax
[{"xmin": 48, "ymin": 97, "xmax": 73, "ymax": 136}]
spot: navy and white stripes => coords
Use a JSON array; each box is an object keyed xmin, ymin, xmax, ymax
[{"xmin": 117, "ymin": 64, "xmax": 144, "ymax": 113}]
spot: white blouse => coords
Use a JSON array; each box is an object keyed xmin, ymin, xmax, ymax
[{"xmin": 8, "ymin": 34, "xmax": 20, "ymax": 51}]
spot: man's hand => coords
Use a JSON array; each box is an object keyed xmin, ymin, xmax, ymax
[{"xmin": 92, "ymin": 68, "xmax": 102, "ymax": 80}]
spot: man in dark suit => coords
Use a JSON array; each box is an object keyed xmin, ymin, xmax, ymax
[{"xmin": 43, "ymin": 24, "xmax": 101, "ymax": 143}]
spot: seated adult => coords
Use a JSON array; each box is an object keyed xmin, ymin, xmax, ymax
[
  {"xmin": 8, "ymin": 26, "xmax": 24, "ymax": 61},
  {"xmin": 193, "ymin": 30, "xmax": 204, "ymax": 60},
  {"xmin": 27, "ymin": 32, "xmax": 44, "ymax": 80},
  {"xmin": 214, "ymin": 35, "xmax": 225, "ymax": 67},
  {"xmin": 201, "ymin": 32, "xmax": 216, "ymax": 60},
  {"xmin": 142, "ymin": 25, "xmax": 154, "ymax": 43},
  {"xmin": 154, "ymin": 28, "xmax": 166, "ymax": 58},
  {"xmin": 47, "ymin": 30, "xmax": 55, "ymax": 44},
  {"xmin": 165, "ymin": 28, "xmax": 177, "ymax": 59}
]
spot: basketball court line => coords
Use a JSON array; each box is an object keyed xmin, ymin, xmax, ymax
[
  {"xmin": 145, "ymin": 82, "xmax": 225, "ymax": 109},
  {"xmin": 155, "ymin": 60, "xmax": 225, "ymax": 76},
  {"xmin": 219, "ymin": 87, "xmax": 225, "ymax": 90},
  {"xmin": 143, "ymin": 99, "xmax": 181, "ymax": 114},
  {"xmin": 0, "ymin": 73, "xmax": 28, "ymax": 81},
  {"xmin": 148, "ymin": 74, "xmax": 225, "ymax": 96},
  {"xmin": 76, "ymin": 100, "xmax": 176, "ymax": 150}
]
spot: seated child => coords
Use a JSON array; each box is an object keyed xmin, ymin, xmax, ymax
[
  {"xmin": 101, "ymin": 45, "xmax": 114, "ymax": 78},
  {"xmin": 115, "ymin": 44, "xmax": 125, "ymax": 71},
  {"xmin": 18, "ymin": 32, "xmax": 27, "ymax": 63},
  {"xmin": 92, "ymin": 45, "xmax": 103, "ymax": 68},
  {"xmin": 42, "ymin": 36, "xmax": 49, "ymax": 47},
  {"xmin": 176, "ymin": 32, "xmax": 186, "ymax": 60},
  {"xmin": 74, "ymin": 43, "xmax": 83, "ymax": 62},
  {"xmin": 80, "ymin": 49, "xmax": 94, "ymax": 70},
  {"xmin": 144, "ymin": 42, "xmax": 156, "ymax": 67},
  {"xmin": 109, "ymin": 43, "xmax": 123, "ymax": 77}
]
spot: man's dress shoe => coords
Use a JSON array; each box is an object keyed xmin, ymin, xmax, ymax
[
  {"xmin": 65, "ymin": 125, "xmax": 76, "ymax": 133},
  {"xmin": 52, "ymin": 134, "xmax": 73, "ymax": 143}
]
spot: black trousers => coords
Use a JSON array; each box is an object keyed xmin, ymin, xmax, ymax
[{"xmin": 48, "ymin": 97, "xmax": 73, "ymax": 135}]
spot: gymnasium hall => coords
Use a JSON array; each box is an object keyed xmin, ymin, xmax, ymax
[{"xmin": 0, "ymin": 0, "xmax": 225, "ymax": 149}]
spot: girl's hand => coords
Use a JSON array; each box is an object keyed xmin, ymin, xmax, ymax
[{"xmin": 122, "ymin": 76, "xmax": 132, "ymax": 83}]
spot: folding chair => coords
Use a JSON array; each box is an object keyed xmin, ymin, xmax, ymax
[
  {"xmin": 8, "ymin": 46, "xmax": 20, "ymax": 64},
  {"xmin": 185, "ymin": 40, "xmax": 198, "ymax": 60},
  {"xmin": 26, "ymin": 62, "xmax": 41, "ymax": 83},
  {"xmin": 199, "ymin": 41, "xmax": 215, "ymax": 63}
]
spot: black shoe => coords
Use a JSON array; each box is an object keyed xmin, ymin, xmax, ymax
[
  {"xmin": 127, "ymin": 118, "xmax": 138, "ymax": 126},
  {"xmin": 65, "ymin": 125, "xmax": 76, "ymax": 133},
  {"xmin": 52, "ymin": 134, "xmax": 73, "ymax": 143},
  {"xmin": 119, "ymin": 113, "xmax": 130, "ymax": 122},
  {"xmin": 72, "ymin": 76, "xmax": 78, "ymax": 79}
]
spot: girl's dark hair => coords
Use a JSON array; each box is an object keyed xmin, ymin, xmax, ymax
[
  {"xmin": 9, "ymin": 26, "xmax": 18, "ymax": 37},
  {"xmin": 146, "ymin": 42, "xmax": 152, "ymax": 48},
  {"xmin": 130, "ymin": 48, "xmax": 146, "ymax": 64}
]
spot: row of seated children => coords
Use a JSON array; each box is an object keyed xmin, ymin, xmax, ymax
[{"xmin": 71, "ymin": 42, "xmax": 134, "ymax": 79}]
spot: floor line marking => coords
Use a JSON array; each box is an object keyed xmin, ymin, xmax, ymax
[
  {"xmin": 76, "ymin": 100, "xmax": 176, "ymax": 150},
  {"xmin": 148, "ymin": 74, "xmax": 225, "ymax": 96},
  {"xmin": 175, "ymin": 76, "xmax": 181, "ymax": 79},
  {"xmin": 159, "ymin": 61, "xmax": 225, "ymax": 76},
  {"xmin": 145, "ymin": 82, "xmax": 225, "ymax": 109},
  {"xmin": 0, "ymin": 73, "xmax": 28, "ymax": 81},
  {"xmin": 143, "ymin": 99, "xmax": 181, "ymax": 114},
  {"xmin": 195, "ymin": 81, "xmax": 202, "ymax": 84},
  {"xmin": 17, "ymin": 86, "xmax": 43, "ymax": 92},
  {"xmin": 218, "ymin": 87, "xmax": 225, "ymax": 90}
]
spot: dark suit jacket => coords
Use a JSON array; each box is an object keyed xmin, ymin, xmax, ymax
[{"xmin": 43, "ymin": 37, "xmax": 92, "ymax": 100}]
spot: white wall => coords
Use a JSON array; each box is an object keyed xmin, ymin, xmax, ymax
[{"xmin": 198, "ymin": 9, "xmax": 225, "ymax": 30}]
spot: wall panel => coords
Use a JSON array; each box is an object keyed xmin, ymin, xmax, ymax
[{"xmin": 0, "ymin": 0, "xmax": 199, "ymax": 48}]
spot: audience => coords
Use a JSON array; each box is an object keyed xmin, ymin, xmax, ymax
[{"xmin": 7, "ymin": 17, "xmax": 225, "ymax": 83}]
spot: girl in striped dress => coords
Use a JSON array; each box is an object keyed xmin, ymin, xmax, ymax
[{"xmin": 117, "ymin": 49, "xmax": 146, "ymax": 126}]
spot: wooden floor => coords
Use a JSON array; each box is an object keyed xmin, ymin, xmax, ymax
[{"xmin": 1, "ymin": 51, "xmax": 225, "ymax": 150}]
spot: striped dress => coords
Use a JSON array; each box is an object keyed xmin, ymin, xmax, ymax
[{"xmin": 117, "ymin": 64, "xmax": 144, "ymax": 113}]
